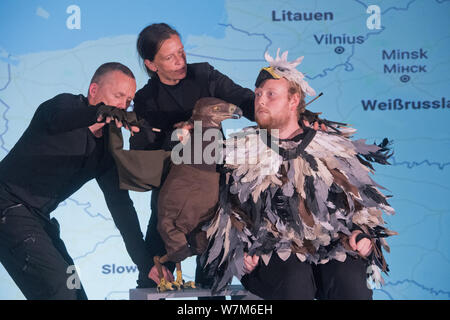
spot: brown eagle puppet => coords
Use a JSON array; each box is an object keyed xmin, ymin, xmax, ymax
[{"xmin": 153, "ymin": 97, "xmax": 243, "ymax": 292}]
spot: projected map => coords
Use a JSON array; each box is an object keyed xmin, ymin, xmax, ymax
[{"xmin": 0, "ymin": 0, "xmax": 449, "ymax": 299}]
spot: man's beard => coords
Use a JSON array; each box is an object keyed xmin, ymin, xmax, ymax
[{"xmin": 256, "ymin": 110, "xmax": 290, "ymax": 130}]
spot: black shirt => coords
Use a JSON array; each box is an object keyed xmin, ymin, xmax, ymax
[
  {"xmin": 0, "ymin": 93, "xmax": 108, "ymax": 214},
  {"xmin": 131, "ymin": 62, "xmax": 255, "ymax": 151},
  {"xmin": 160, "ymin": 81, "xmax": 185, "ymax": 110},
  {"xmin": 0, "ymin": 93, "xmax": 152, "ymax": 274}
]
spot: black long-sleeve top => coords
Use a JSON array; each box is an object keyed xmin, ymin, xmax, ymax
[
  {"xmin": 0, "ymin": 93, "xmax": 151, "ymax": 273},
  {"xmin": 130, "ymin": 62, "xmax": 255, "ymax": 150},
  {"xmin": 0, "ymin": 93, "xmax": 105, "ymax": 212}
]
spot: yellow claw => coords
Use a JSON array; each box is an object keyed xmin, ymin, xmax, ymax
[
  {"xmin": 172, "ymin": 280, "xmax": 183, "ymax": 291},
  {"xmin": 171, "ymin": 270, "xmax": 196, "ymax": 290},
  {"xmin": 176, "ymin": 270, "xmax": 183, "ymax": 282},
  {"xmin": 184, "ymin": 281, "xmax": 196, "ymax": 289},
  {"xmin": 157, "ymin": 278, "xmax": 174, "ymax": 292},
  {"xmin": 171, "ymin": 270, "xmax": 184, "ymax": 290}
]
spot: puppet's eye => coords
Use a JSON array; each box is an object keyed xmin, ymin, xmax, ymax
[{"xmin": 213, "ymin": 106, "xmax": 221, "ymax": 111}]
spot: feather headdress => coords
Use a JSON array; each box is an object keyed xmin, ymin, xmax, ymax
[{"xmin": 255, "ymin": 48, "xmax": 316, "ymax": 96}]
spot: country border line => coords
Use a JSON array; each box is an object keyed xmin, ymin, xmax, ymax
[
  {"xmin": 0, "ymin": 61, "xmax": 11, "ymax": 91},
  {"xmin": 218, "ymin": 23, "xmax": 273, "ymax": 57},
  {"xmin": 307, "ymin": 44, "xmax": 356, "ymax": 80},
  {"xmin": 385, "ymin": 279, "xmax": 450, "ymax": 298},
  {"xmin": 186, "ymin": 23, "xmax": 271, "ymax": 62},
  {"xmin": 353, "ymin": 0, "xmax": 417, "ymax": 14},
  {"xmin": 391, "ymin": 156, "xmax": 450, "ymax": 170},
  {"xmin": 67, "ymin": 197, "xmax": 113, "ymax": 221},
  {"xmin": 0, "ymin": 62, "xmax": 12, "ymax": 153},
  {"xmin": 187, "ymin": 52, "xmax": 264, "ymax": 62},
  {"xmin": 73, "ymin": 234, "xmax": 122, "ymax": 261}
]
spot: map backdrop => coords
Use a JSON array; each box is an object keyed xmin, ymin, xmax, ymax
[{"xmin": 0, "ymin": 0, "xmax": 449, "ymax": 300}]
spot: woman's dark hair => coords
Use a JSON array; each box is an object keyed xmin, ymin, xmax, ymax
[{"xmin": 136, "ymin": 23, "xmax": 180, "ymax": 78}]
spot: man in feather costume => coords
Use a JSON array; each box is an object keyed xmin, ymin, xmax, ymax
[{"xmin": 201, "ymin": 49, "xmax": 397, "ymax": 299}]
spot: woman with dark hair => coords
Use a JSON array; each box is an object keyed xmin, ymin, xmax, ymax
[
  {"xmin": 136, "ymin": 23, "xmax": 182, "ymax": 80},
  {"xmin": 130, "ymin": 22, "xmax": 256, "ymax": 288},
  {"xmin": 133, "ymin": 23, "xmax": 256, "ymax": 146},
  {"xmin": 130, "ymin": 23, "xmax": 330, "ymax": 289}
]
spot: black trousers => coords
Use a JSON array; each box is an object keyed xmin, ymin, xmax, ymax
[
  {"xmin": 0, "ymin": 197, "xmax": 87, "ymax": 300},
  {"xmin": 241, "ymin": 253, "xmax": 372, "ymax": 300}
]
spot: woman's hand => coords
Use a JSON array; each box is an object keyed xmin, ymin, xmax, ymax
[
  {"xmin": 349, "ymin": 230, "xmax": 373, "ymax": 257},
  {"xmin": 243, "ymin": 253, "xmax": 260, "ymax": 274}
]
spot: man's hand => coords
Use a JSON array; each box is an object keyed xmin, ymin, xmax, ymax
[
  {"xmin": 97, "ymin": 115, "xmax": 140, "ymax": 135},
  {"xmin": 243, "ymin": 253, "xmax": 260, "ymax": 274},
  {"xmin": 148, "ymin": 265, "xmax": 174, "ymax": 284},
  {"xmin": 96, "ymin": 105, "xmax": 140, "ymax": 136},
  {"xmin": 349, "ymin": 230, "xmax": 373, "ymax": 257}
]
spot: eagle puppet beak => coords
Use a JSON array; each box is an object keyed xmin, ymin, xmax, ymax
[{"xmin": 229, "ymin": 104, "xmax": 243, "ymax": 119}]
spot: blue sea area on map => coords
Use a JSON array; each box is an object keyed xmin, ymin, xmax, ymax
[{"xmin": 0, "ymin": 0, "xmax": 226, "ymax": 56}]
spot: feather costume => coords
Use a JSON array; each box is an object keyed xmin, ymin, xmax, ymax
[{"xmin": 201, "ymin": 126, "xmax": 397, "ymax": 293}]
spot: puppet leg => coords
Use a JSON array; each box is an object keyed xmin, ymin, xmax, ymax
[
  {"xmin": 172, "ymin": 262, "xmax": 196, "ymax": 290},
  {"xmin": 153, "ymin": 255, "xmax": 174, "ymax": 292}
]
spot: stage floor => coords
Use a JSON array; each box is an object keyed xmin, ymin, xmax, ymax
[{"xmin": 129, "ymin": 284, "xmax": 261, "ymax": 300}]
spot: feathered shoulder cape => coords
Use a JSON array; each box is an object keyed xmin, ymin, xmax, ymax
[{"xmin": 201, "ymin": 126, "xmax": 397, "ymax": 293}]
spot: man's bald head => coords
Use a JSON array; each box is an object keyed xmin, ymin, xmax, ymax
[
  {"xmin": 90, "ymin": 62, "xmax": 135, "ymax": 86},
  {"xmin": 88, "ymin": 62, "xmax": 136, "ymax": 109}
]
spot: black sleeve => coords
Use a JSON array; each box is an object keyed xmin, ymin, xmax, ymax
[
  {"xmin": 35, "ymin": 94, "xmax": 99, "ymax": 134},
  {"xmin": 129, "ymin": 118, "xmax": 159, "ymax": 150},
  {"xmin": 96, "ymin": 162, "xmax": 152, "ymax": 274},
  {"xmin": 132, "ymin": 88, "xmax": 168, "ymax": 150},
  {"xmin": 207, "ymin": 64, "xmax": 255, "ymax": 121}
]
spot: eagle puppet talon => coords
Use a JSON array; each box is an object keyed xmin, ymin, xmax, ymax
[
  {"xmin": 171, "ymin": 269, "xmax": 183, "ymax": 290},
  {"xmin": 182, "ymin": 281, "xmax": 196, "ymax": 290},
  {"xmin": 153, "ymin": 255, "xmax": 175, "ymax": 292},
  {"xmin": 156, "ymin": 278, "xmax": 175, "ymax": 293},
  {"xmin": 169, "ymin": 269, "xmax": 196, "ymax": 290}
]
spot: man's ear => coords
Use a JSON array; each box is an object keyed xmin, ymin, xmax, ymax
[
  {"xmin": 88, "ymin": 83, "xmax": 98, "ymax": 101},
  {"xmin": 144, "ymin": 59, "xmax": 158, "ymax": 73},
  {"xmin": 289, "ymin": 92, "xmax": 300, "ymax": 112}
]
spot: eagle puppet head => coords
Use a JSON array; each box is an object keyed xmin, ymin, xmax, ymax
[{"xmin": 190, "ymin": 97, "xmax": 243, "ymax": 128}]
